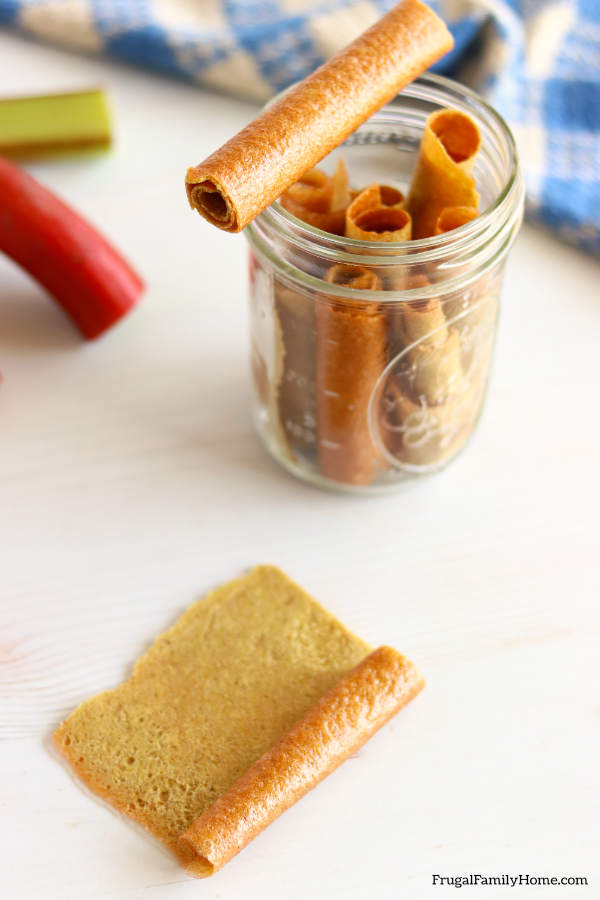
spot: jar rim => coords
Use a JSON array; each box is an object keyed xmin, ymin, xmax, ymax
[{"xmin": 252, "ymin": 73, "xmax": 522, "ymax": 265}]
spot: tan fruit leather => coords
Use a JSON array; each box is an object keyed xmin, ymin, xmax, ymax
[
  {"xmin": 268, "ymin": 164, "xmax": 352, "ymax": 458},
  {"xmin": 381, "ymin": 269, "xmax": 465, "ymax": 464},
  {"xmin": 345, "ymin": 185, "xmax": 412, "ymax": 242},
  {"xmin": 315, "ymin": 187, "xmax": 410, "ymax": 486},
  {"xmin": 407, "ymin": 109, "xmax": 481, "ymax": 239},
  {"xmin": 401, "ymin": 289, "xmax": 462, "ymax": 407},
  {"xmin": 401, "ymin": 293, "xmax": 447, "ymax": 346},
  {"xmin": 410, "ymin": 328, "xmax": 463, "ymax": 405},
  {"xmin": 381, "ymin": 378, "xmax": 480, "ymax": 466},
  {"xmin": 275, "ymin": 177, "xmax": 409, "ymax": 469},
  {"xmin": 378, "ymin": 184, "xmax": 406, "ymax": 208},
  {"xmin": 346, "ymin": 184, "xmax": 411, "ymax": 297},
  {"xmin": 185, "ymin": 0, "xmax": 453, "ymax": 232},
  {"xmin": 434, "ymin": 205, "xmax": 478, "ymax": 234},
  {"xmin": 282, "ymin": 167, "xmax": 332, "ymax": 211},
  {"xmin": 179, "ymin": 646, "xmax": 424, "ymax": 876},
  {"xmin": 434, "ymin": 206, "xmax": 484, "ymax": 327},
  {"xmin": 280, "ymin": 161, "xmax": 351, "ymax": 235},
  {"xmin": 53, "ymin": 566, "xmax": 374, "ymax": 875},
  {"xmin": 316, "ymin": 265, "xmax": 386, "ymax": 485}
]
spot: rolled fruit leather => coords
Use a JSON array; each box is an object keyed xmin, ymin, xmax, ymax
[
  {"xmin": 393, "ymin": 195, "xmax": 497, "ymax": 450},
  {"xmin": 345, "ymin": 185, "xmax": 412, "ymax": 297},
  {"xmin": 185, "ymin": 0, "xmax": 453, "ymax": 232},
  {"xmin": 280, "ymin": 160, "xmax": 351, "ymax": 235},
  {"xmin": 403, "ymin": 113, "xmax": 483, "ymax": 388},
  {"xmin": 314, "ymin": 185, "xmax": 413, "ymax": 484},
  {"xmin": 345, "ymin": 185, "xmax": 412, "ymax": 244},
  {"xmin": 379, "ymin": 375, "xmax": 484, "ymax": 467},
  {"xmin": 407, "ymin": 109, "xmax": 481, "ymax": 239},
  {"xmin": 380, "ymin": 276, "xmax": 487, "ymax": 468},
  {"xmin": 431, "ymin": 204, "xmax": 496, "ymax": 370},
  {"xmin": 316, "ymin": 264, "xmax": 387, "ymax": 486},
  {"xmin": 434, "ymin": 205, "xmax": 478, "ymax": 234},
  {"xmin": 378, "ymin": 184, "xmax": 406, "ymax": 208},
  {"xmin": 179, "ymin": 646, "xmax": 424, "ymax": 876},
  {"xmin": 271, "ymin": 177, "xmax": 412, "ymax": 464},
  {"xmin": 272, "ymin": 162, "xmax": 352, "ymax": 458},
  {"xmin": 53, "ymin": 565, "xmax": 425, "ymax": 878}
]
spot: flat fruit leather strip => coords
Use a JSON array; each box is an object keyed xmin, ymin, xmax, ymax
[
  {"xmin": 434, "ymin": 205, "xmax": 478, "ymax": 234},
  {"xmin": 53, "ymin": 566, "xmax": 372, "ymax": 873},
  {"xmin": 53, "ymin": 567, "xmax": 424, "ymax": 878},
  {"xmin": 179, "ymin": 646, "xmax": 424, "ymax": 876},
  {"xmin": 317, "ymin": 265, "xmax": 386, "ymax": 485},
  {"xmin": 407, "ymin": 109, "xmax": 481, "ymax": 239},
  {"xmin": 185, "ymin": 0, "xmax": 453, "ymax": 232}
]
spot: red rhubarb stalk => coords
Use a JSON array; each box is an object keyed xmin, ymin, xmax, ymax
[{"xmin": 0, "ymin": 157, "xmax": 143, "ymax": 338}]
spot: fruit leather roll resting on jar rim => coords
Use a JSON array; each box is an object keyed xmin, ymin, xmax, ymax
[{"xmin": 185, "ymin": 0, "xmax": 453, "ymax": 232}]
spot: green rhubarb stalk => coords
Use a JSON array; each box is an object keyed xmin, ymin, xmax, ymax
[{"xmin": 0, "ymin": 88, "xmax": 111, "ymax": 159}]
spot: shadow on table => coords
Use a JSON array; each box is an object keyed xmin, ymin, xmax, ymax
[{"xmin": 0, "ymin": 283, "xmax": 80, "ymax": 354}]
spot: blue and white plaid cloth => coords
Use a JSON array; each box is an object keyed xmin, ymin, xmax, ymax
[{"xmin": 1, "ymin": 1, "xmax": 598, "ymax": 253}]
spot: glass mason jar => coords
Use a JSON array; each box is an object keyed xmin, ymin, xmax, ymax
[{"xmin": 246, "ymin": 74, "xmax": 524, "ymax": 491}]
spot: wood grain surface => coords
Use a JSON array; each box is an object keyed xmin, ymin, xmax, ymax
[{"xmin": 1, "ymin": 31, "xmax": 599, "ymax": 900}]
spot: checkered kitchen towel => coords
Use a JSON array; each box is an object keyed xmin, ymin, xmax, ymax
[{"xmin": 0, "ymin": 1, "xmax": 598, "ymax": 254}]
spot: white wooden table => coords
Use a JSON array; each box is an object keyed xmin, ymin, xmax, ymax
[{"xmin": 1, "ymin": 32, "xmax": 599, "ymax": 900}]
